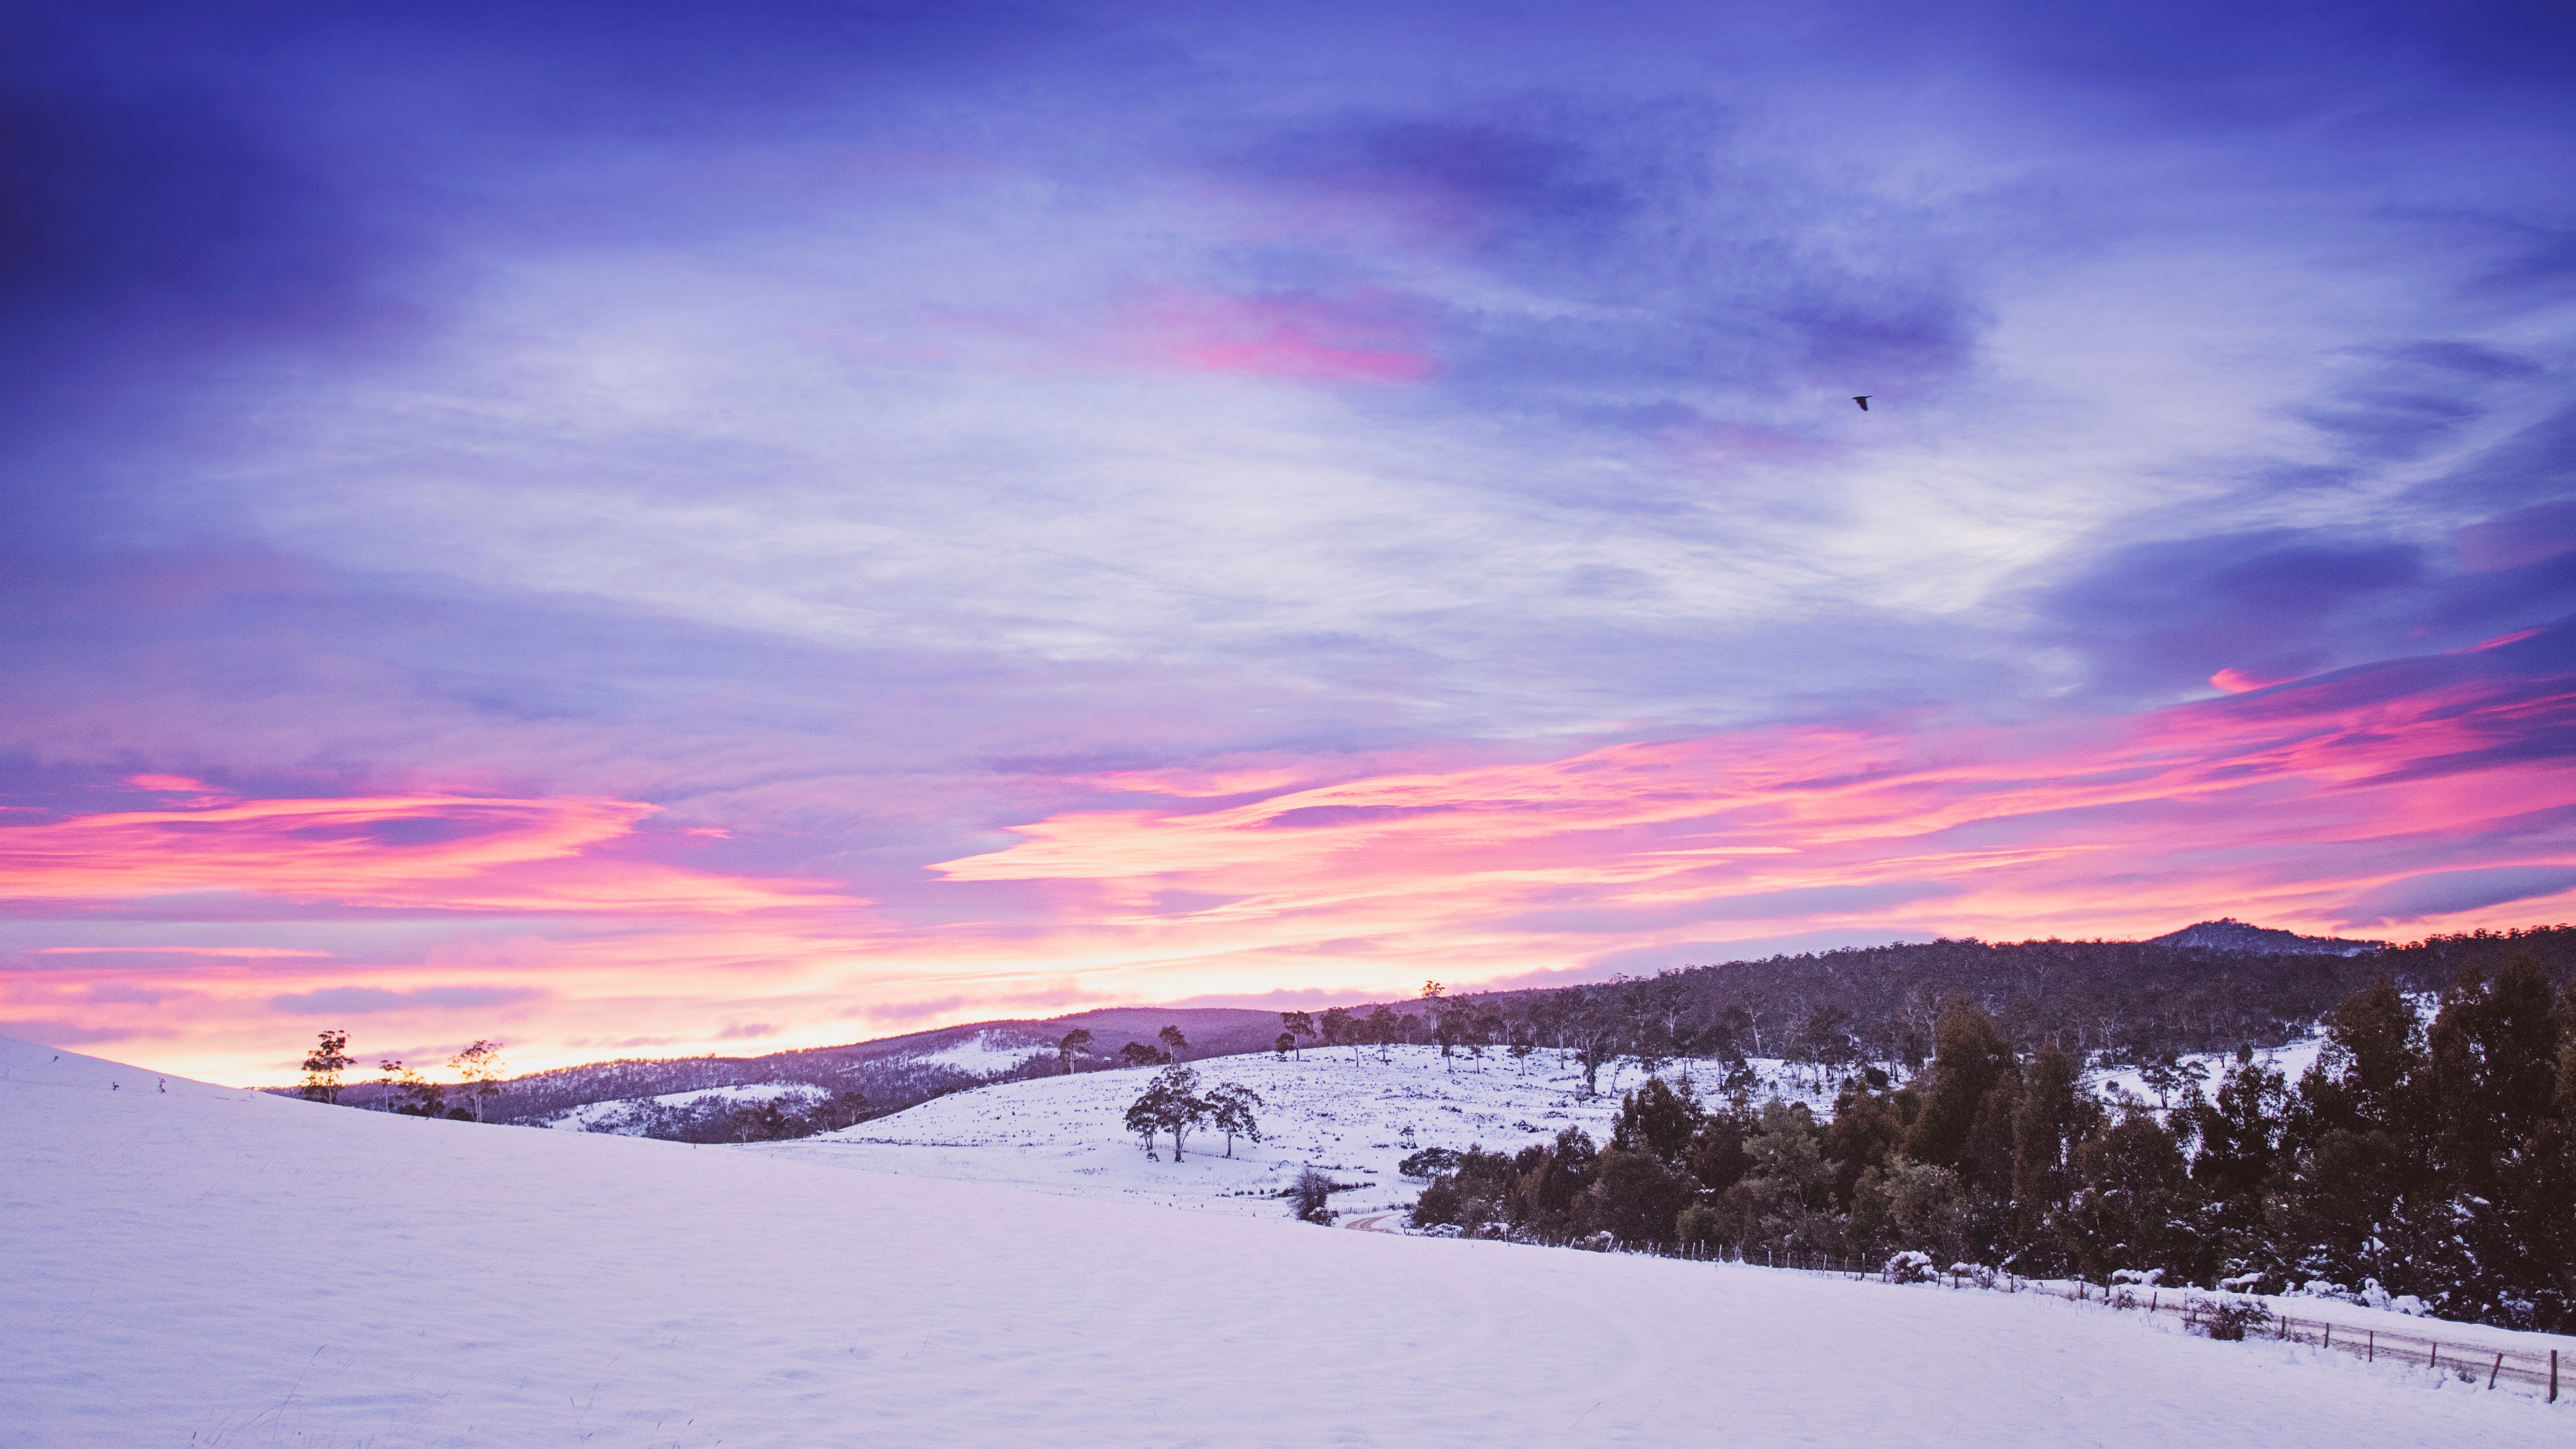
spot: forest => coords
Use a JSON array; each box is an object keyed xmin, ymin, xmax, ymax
[
  {"xmin": 1305, "ymin": 925, "xmax": 2576, "ymax": 1076},
  {"xmin": 1406, "ymin": 932, "xmax": 2576, "ymax": 1333}
]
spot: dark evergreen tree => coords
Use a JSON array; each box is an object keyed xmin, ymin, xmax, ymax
[
  {"xmin": 1900, "ymin": 1005, "xmax": 2012, "ymax": 1172},
  {"xmin": 1579, "ymin": 1146, "xmax": 1698, "ymax": 1248},
  {"xmin": 1819, "ymin": 1078, "xmax": 1908, "ymax": 1209},
  {"xmin": 2008, "ymin": 1045, "xmax": 2095, "ymax": 1263},
  {"xmin": 1609, "ymin": 1076, "xmax": 1702, "ymax": 1163}
]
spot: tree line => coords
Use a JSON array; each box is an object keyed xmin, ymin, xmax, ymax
[
  {"xmin": 298, "ymin": 1031, "xmax": 510, "ymax": 1121},
  {"xmin": 578, "ymin": 1086, "xmax": 874, "ymax": 1143},
  {"xmin": 1411, "ymin": 955, "xmax": 2576, "ymax": 1332},
  {"xmin": 1366, "ymin": 926, "xmax": 2576, "ymax": 1076},
  {"xmin": 294, "ymin": 1030, "xmax": 871, "ymax": 1142}
]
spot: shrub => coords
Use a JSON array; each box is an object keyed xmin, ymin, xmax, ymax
[
  {"xmin": 1399, "ymin": 1146, "xmax": 1463, "ymax": 1179},
  {"xmin": 2199, "ymin": 1298, "xmax": 2271, "ymax": 1341},
  {"xmin": 1885, "ymin": 1250, "xmax": 1937, "ymax": 1283},
  {"xmin": 1289, "ymin": 1167, "xmax": 1339, "ymax": 1224}
]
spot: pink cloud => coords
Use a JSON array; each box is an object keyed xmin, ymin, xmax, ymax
[
  {"xmin": 33, "ymin": 946, "xmax": 333, "ymax": 958},
  {"xmin": 17, "ymin": 658, "xmax": 2576, "ymax": 1087},
  {"xmin": 0, "ymin": 793, "xmax": 838, "ymax": 914},
  {"xmin": 1125, "ymin": 288, "xmax": 1434, "ymax": 383},
  {"xmin": 2209, "ymin": 667, "xmax": 2302, "ymax": 694},
  {"xmin": 933, "ymin": 662, "xmax": 2576, "ymax": 959}
]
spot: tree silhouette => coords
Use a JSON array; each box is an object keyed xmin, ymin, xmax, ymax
[
  {"xmin": 298, "ymin": 1030, "xmax": 354, "ymax": 1104},
  {"xmin": 447, "ymin": 1040, "xmax": 507, "ymax": 1122}
]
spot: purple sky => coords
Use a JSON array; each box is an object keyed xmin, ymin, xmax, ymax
[{"xmin": 7, "ymin": 1, "xmax": 2576, "ymax": 1082}]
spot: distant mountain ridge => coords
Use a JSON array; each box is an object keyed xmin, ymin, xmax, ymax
[{"xmin": 2147, "ymin": 918, "xmax": 2385, "ymax": 956}]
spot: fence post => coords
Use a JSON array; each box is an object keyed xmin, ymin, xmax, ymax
[
  {"xmin": 2549, "ymin": 1348, "xmax": 2557, "ymax": 1403},
  {"xmin": 2490, "ymin": 1352, "xmax": 2504, "ymax": 1390},
  {"xmin": 2366, "ymin": 1329, "xmax": 2372, "ymax": 1364},
  {"xmin": 2429, "ymin": 1342, "xmax": 2437, "ymax": 1370},
  {"xmin": 2322, "ymin": 1323, "xmax": 2329, "ymax": 1351}
]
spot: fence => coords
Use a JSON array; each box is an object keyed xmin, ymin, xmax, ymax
[{"xmin": 1695, "ymin": 1245, "xmax": 2565, "ymax": 1403}]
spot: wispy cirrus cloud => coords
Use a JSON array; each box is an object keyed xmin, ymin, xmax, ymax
[
  {"xmin": 936, "ymin": 636, "xmax": 2576, "ymax": 959},
  {"xmin": 0, "ymin": 793, "xmax": 835, "ymax": 914}
]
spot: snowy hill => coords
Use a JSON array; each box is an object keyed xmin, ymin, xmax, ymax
[
  {"xmin": 463, "ymin": 1006, "xmax": 1282, "ymax": 1123},
  {"xmin": 770, "ymin": 1041, "xmax": 2330, "ymax": 1216},
  {"xmin": 768, "ymin": 1044, "xmax": 1647, "ymax": 1216},
  {"xmin": 8, "ymin": 1033, "xmax": 2569, "ymax": 1447}
]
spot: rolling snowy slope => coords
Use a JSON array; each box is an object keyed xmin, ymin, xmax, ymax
[
  {"xmin": 765, "ymin": 1045, "xmax": 1635, "ymax": 1215},
  {"xmin": 766, "ymin": 1041, "xmax": 2322, "ymax": 1217},
  {"xmin": 6, "ymin": 1033, "xmax": 2567, "ymax": 1448}
]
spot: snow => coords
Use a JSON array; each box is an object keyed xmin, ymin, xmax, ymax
[
  {"xmin": 9, "ymin": 1033, "xmax": 2572, "ymax": 1448},
  {"xmin": 909, "ymin": 1029, "xmax": 1051, "ymax": 1076},
  {"xmin": 538, "ymin": 1080, "xmax": 826, "ymax": 1130},
  {"xmin": 2087, "ymin": 1037, "xmax": 2330, "ymax": 1109},
  {"xmin": 764, "ymin": 1045, "xmax": 1633, "ymax": 1215}
]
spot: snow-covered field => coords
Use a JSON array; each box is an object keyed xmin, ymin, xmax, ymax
[
  {"xmin": 11, "ymin": 1032, "xmax": 2569, "ymax": 1447},
  {"xmin": 765, "ymin": 1045, "xmax": 1635, "ymax": 1215},
  {"xmin": 538, "ymin": 1080, "xmax": 829, "ymax": 1130},
  {"xmin": 763, "ymin": 1040, "xmax": 2322, "ymax": 1217},
  {"xmin": 2086, "ymin": 1038, "xmax": 2329, "ymax": 1109},
  {"xmin": 912, "ymin": 1028, "xmax": 1053, "ymax": 1076}
]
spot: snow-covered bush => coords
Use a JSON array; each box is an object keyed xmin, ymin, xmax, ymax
[
  {"xmin": 2112, "ymin": 1268, "xmax": 2164, "ymax": 1287},
  {"xmin": 2219, "ymin": 1271, "xmax": 2267, "ymax": 1292},
  {"xmin": 1949, "ymin": 1262, "xmax": 1996, "ymax": 1289},
  {"xmin": 2199, "ymin": 1298, "xmax": 2271, "ymax": 1341},
  {"xmin": 1884, "ymin": 1250, "xmax": 1936, "ymax": 1283}
]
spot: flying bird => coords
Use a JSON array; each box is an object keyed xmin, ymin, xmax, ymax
[{"xmin": 1853, "ymin": 395, "xmax": 1871, "ymax": 411}]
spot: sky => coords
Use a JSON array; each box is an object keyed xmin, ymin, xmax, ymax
[{"xmin": 5, "ymin": 0, "xmax": 2576, "ymax": 1085}]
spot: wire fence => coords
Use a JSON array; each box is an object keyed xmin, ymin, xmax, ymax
[{"xmin": 1698, "ymin": 1245, "xmax": 2566, "ymax": 1403}]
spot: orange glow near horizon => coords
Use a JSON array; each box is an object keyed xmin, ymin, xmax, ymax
[{"xmin": 7, "ymin": 665, "xmax": 2575, "ymax": 1086}]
